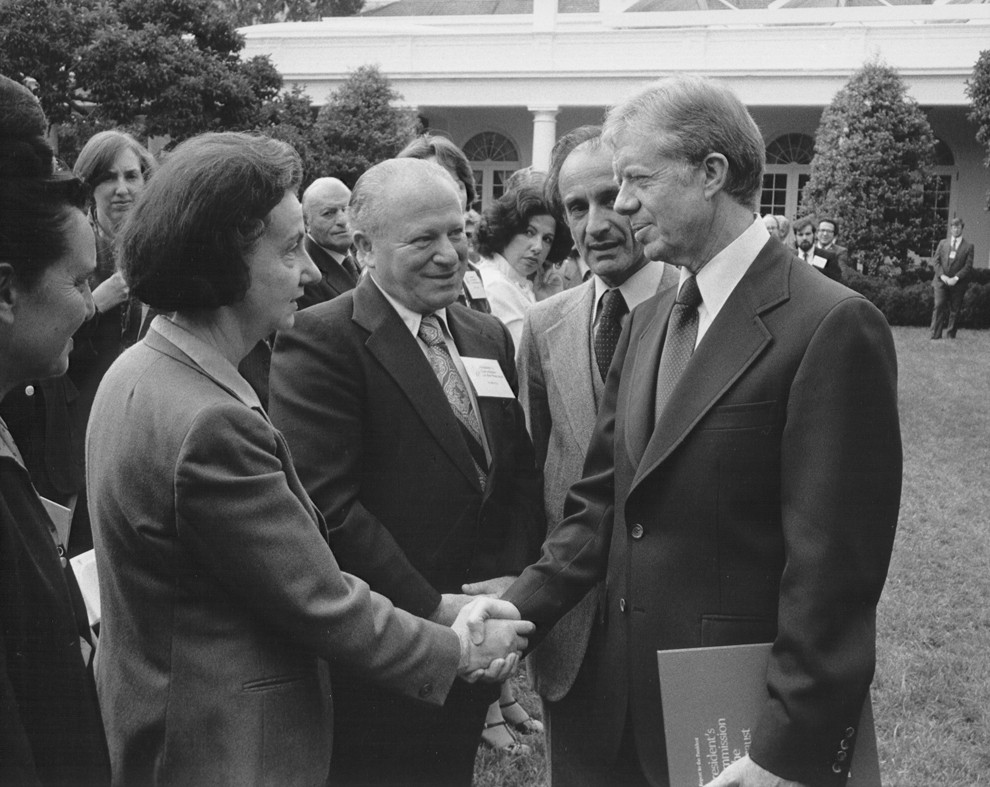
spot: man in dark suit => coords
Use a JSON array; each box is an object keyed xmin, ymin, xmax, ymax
[
  {"xmin": 505, "ymin": 125, "xmax": 676, "ymax": 785},
  {"xmin": 299, "ymin": 176, "xmax": 359, "ymax": 309},
  {"xmin": 269, "ymin": 158, "xmax": 544, "ymax": 786},
  {"xmin": 815, "ymin": 216, "xmax": 852, "ymax": 275},
  {"xmin": 795, "ymin": 216, "xmax": 843, "ymax": 283},
  {"xmin": 499, "ymin": 75, "xmax": 902, "ymax": 787},
  {"xmin": 930, "ymin": 216, "xmax": 975, "ymax": 339}
]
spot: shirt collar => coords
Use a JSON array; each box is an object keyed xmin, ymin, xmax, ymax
[
  {"xmin": 690, "ymin": 218, "xmax": 769, "ymax": 319},
  {"xmin": 369, "ymin": 276, "xmax": 451, "ymax": 338},
  {"xmin": 307, "ymin": 234, "xmax": 347, "ymax": 264},
  {"xmin": 492, "ymin": 252, "xmax": 534, "ymax": 292},
  {"xmin": 593, "ymin": 260, "xmax": 665, "ymax": 314},
  {"xmin": 151, "ymin": 316, "xmax": 264, "ymax": 411}
]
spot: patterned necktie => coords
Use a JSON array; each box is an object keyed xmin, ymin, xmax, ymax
[
  {"xmin": 654, "ymin": 275, "xmax": 703, "ymax": 423},
  {"xmin": 594, "ymin": 288, "xmax": 628, "ymax": 382},
  {"xmin": 417, "ymin": 314, "xmax": 487, "ymax": 488}
]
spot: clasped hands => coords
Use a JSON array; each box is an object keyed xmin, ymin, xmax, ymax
[
  {"xmin": 448, "ymin": 596, "xmax": 528, "ymax": 683},
  {"xmin": 433, "ymin": 575, "xmax": 526, "ymax": 684},
  {"xmin": 940, "ymin": 274, "xmax": 959, "ymax": 286}
]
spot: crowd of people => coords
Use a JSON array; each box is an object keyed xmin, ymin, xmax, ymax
[{"xmin": 2, "ymin": 70, "xmax": 905, "ymax": 787}]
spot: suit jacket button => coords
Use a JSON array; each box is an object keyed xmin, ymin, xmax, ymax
[
  {"xmin": 619, "ymin": 598, "xmax": 627, "ymax": 613},
  {"xmin": 630, "ymin": 524, "xmax": 644, "ymax": 539},
  {"xmin": 845, "ymin": 726, "xmax": 856, "ymax": 738},
  {"xmin": 837, "ymin": 751, "xmax": 847, "ymax": 762},
  {"xmin": 832, "ymin": 764, "xmax": 843, "ymax": 774},
  {"xmin": 419, "ymin": 683, "xmax": 433, "ymax": 698}
]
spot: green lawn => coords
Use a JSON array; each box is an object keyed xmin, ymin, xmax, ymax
[{"xmin": 475, "ymin": 326, "xmax": 990, "ymax": 786}]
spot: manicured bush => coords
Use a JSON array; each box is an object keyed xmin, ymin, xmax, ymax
[{"xmin": 841, "ymin": 269, "xmax": 990, "ymax": 328}]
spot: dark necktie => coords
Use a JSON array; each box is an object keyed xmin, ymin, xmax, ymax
[
  {"xmin": 341, "ymin": 254, "xmax": 360, "ymax": 285},
  {"xmin": 654, "ymin": 276, "xmax": 703, "ymax": 423},
  {"xmin": 417, "ymin": 314, "xmax": 487, "ymax": 488},
  {"xmin": 594, "ymin": 288, "xmax": 627, "ymax": 382}
]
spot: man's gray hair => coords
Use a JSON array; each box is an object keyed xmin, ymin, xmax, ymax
[
  {"xmin": 603, "ymin": 75, "xmax": 766, "ymax": 210},
  {"xmin": 350, "ymin": 158, "xmax": 459, "ymax": 239}
]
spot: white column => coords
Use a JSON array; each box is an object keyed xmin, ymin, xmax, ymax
[
  {"xmin": 533, "ymin": 0, "xmax": 556, "ymax": 32},
  {"xmin": 529, "ymin": 106, "xmax": 559, "ymax": 172}
]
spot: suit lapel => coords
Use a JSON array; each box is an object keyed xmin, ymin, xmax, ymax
[
  {"xmin": 545, "ymin": 285, "xmax": 599, "ymax": 450},
  {"xmin": 354, "ymin": 281, "xmax": 483, "ymax": 491},
  {"xmin": 447, "ymin": 305, "xmax": 507, "ymax": 496},
  {"xmin": 628, "ymin": 242, "xmax": 788, "ymax": 493},
  {"xmin": 306, "ymin": 237, "xmax": 355, "ymax": 296}
]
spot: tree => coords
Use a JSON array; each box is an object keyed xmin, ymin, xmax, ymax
[
  {"xmin": 254, "ymin": 84, "xmax": 328, "ymax": 188},
  {"xmin": 966, "ymin": 49, "xmax": 990, "ymax": 209},
  {"xmin": 801, "ymin": 61, "xmax": 938, "ymax": 275},
  {"xmin": 1, "ymin": 0, "xmax": 282, "ymax": 142},
  {"xmin": 312, "ymin": 65, "xmax": 420, "ymax": 187},
  {"xmin": 78, "ymin": 0, "xmax": 282, "ymax": 139},
  {"xmin": 0, "ymin": 0, "xmax": 109, "ymax": 123}
]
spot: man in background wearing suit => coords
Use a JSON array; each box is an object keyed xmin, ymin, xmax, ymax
[
  {"xmin": 299, "ymin": 176, "xmax": 360, "ymax": 309},
  {"xmin": 269, "ymin": 158, "xmax": 543, "ymax": 786},
  {"xmin": 795, "ymin": 216, "xmax": 843, "ymax": 283},
  {"xmin": 506, "ymin": 125, "xmax": 676, "ymax": 785},
  {"xmin": 500, "ymin": 75, "xmax": 902, "ymax": 787},
  {"xmin": 930, "ymin": 216, "xmax": 975, "ymax": 339},
  {"xmin": 815, "ymin": 216, "xmax": 851, "ymax": 275}
]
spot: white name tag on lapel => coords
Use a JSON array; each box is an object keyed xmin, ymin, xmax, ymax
[
  {"xmin": 463, "ymin": 271, "xmax": 488, "ymax": 300},
  {"xmin": 461, "ymin": 357, "xmax": 515, "ymax": 398},
  {"xmin": 811, "ymin": 254, "xmax": 828, "ymax": 270},
  {"xmin": 949, "ymin": 250, "xmax": 957, "ymax": 260}
]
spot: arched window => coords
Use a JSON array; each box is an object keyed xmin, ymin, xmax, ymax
[
  {"xmin": 463, "ymin": 132, "xmax": 520, "ymax": 210},
  {"xmin": 760, "ymin": 133, "xmax": 815, "ymax": 219},
  {"xmin": 921, "ymin": 138, "xmax": 957, "ymax": 257}
]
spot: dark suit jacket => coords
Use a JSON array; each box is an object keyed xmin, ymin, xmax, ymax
[
  {"xmin": 800, "ymin": 245, "xmax": 843, "ymax": 282},
  {"xmin": 503, "ymin": 238, "xmax": 902, "ymax": 787},
  {"xmin": 817, "ymin": 242, "xmax": 850, "ymax": 273},
  {"xmin": 88, "ymin": 321, "xmax": 461, "ymax": 786},
  {"xmin": 299, "ymin": 236, "xmax": 357, "ymax": 310},
  {"xmin": 932, "ymin": 236, "xmax": 974, "ymax": 285},
  {"xmin": 1, "ymin": 424, "xmax": 109, "ymax": 786},
  {"xmin": 269, "ymin": 277, "xmax": 544, "ymax": 621}
]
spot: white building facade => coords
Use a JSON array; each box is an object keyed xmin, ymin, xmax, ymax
[{"xmin": 241, "ymin": 0, "xmax": 990, "ymax": 265}]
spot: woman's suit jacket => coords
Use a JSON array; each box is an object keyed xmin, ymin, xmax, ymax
[{"xmin": 87, "ymin": 318, "xmax": 462, "ymax": 786}]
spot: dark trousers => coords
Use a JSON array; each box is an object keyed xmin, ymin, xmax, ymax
[
  {"xmin": 543, "ymin": 657, "xmax": 652, "ymax": 787},
  {"xmin": 328, "ymin": 671, "xmax": 496, "ymax": 787},
  {"xmin": 931, "ymin": 281, "xmax": 966, "ymax": 338}
]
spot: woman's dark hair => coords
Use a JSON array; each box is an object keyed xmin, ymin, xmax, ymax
[
  {"xmin": 475, "ymin": 178, "xmax": 571, "ymax": 264},
  {"xmin": 0, "ymin": 74, "xmax": 90, "ymax": 289},
  {"xmin": 118, "ymin": 132, "xmax": 302, "ymax": 312},
  {"xmin": 397, "ymin": 134, "xmax": 477, "ymax": 207}
]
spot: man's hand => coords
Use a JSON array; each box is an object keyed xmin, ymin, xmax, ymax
[
  {"xmin": 461, "ymin": 575, "xmax": 515, "ymax": 598},
  {"xmin": 429, "ymin": 593, "xmax": 475, "ymax": 626},
  {"xmin": 451, "ymin": 597, "xmax": 532, "ymax": 683},
  {"xmin": 703, "ymin": 756, "xmax": 808, "ymax": 787},
  {"xmin": 92, "ymin": 271, "xmax": 130, "ymax": 313}
]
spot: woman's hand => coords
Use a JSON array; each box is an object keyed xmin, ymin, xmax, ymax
[{"xmin": 92, "ymin": 271, "xmax": 130, "ymax": 313}]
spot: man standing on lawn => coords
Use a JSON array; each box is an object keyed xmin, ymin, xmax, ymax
[
  {"xmin": 930, "ymin": 217, "xmax": 975, "ymax": 340},
  {"xmin": 499, "ymin": 75, "xmax": 903, "ymax": 787}
]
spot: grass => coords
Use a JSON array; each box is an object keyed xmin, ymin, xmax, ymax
[{"xmin": 474, "ymin": 326, "xmax": 990, "ymax": 786}]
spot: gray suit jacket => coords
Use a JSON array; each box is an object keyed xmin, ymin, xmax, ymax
[
  {"xmin": 88, "ymin": 320, "xmax": 460, "ymax": 786},
  {"xmin": 517, "ymin": 264, "xmax": 677, "ymax": 701}
]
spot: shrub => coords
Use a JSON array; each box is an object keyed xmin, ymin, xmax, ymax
[{"xmin": 842, "ymin": 270, "xmax": 990, "ymax": 328}]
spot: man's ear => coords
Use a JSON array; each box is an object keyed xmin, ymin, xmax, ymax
[
  {"xmin": 0, "ymin": 263, "xmax": 18, "ymax": 325},
  {"xmin": 352, "ymin": 232, "xmax": 374, "ymax": 269},
  {"xmin": 701, "ymin": 153, "xmax": 729, "ymax": 200}
]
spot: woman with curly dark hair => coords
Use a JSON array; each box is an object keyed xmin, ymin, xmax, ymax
[{"xmin": 476, "ymin": 178, "xmax": 570, "ymax": 353}]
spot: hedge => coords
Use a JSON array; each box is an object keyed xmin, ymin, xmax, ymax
[{"xmin": 841, "ymin": 268, "xmax": 990, "ymax": 329}]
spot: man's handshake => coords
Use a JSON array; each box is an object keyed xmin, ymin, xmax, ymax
[{"xmin": 450, "ymin": 597, "xmax": 530, "ymax": 684}]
